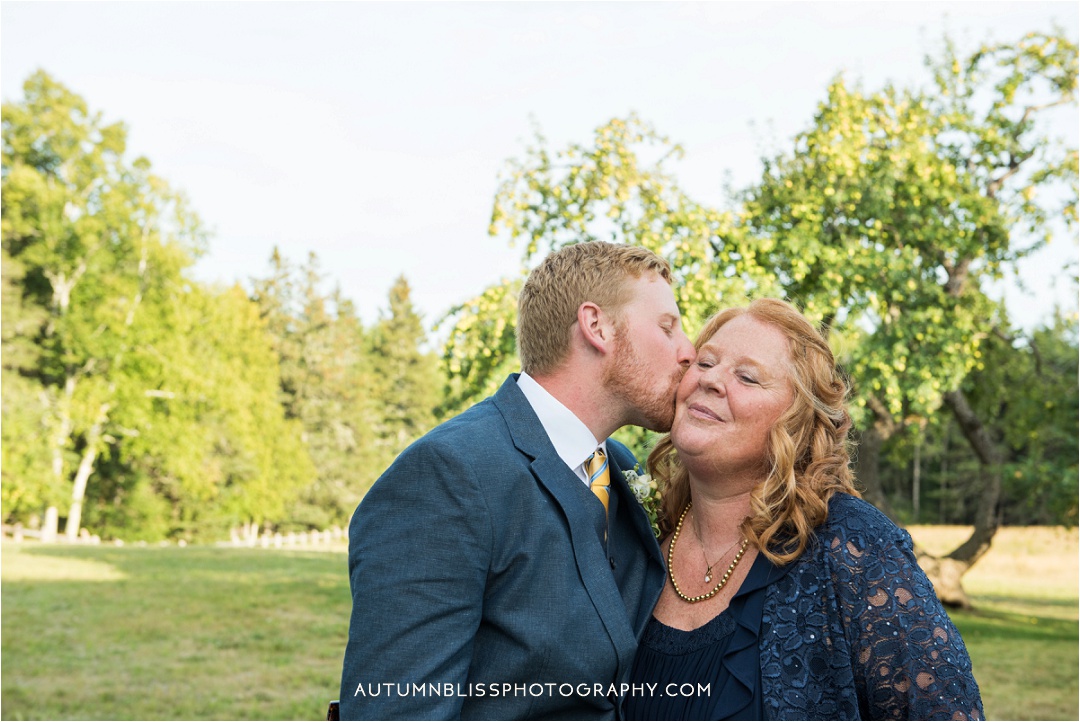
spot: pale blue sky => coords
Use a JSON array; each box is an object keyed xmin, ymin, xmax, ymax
[{"xmin": 3, "ymin": 1, "xmax": 1077, "ymax": 331}]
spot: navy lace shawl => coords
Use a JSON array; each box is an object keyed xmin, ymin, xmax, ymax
[{"xmin": 760, "ymin": 493, "xmax": 984, "ymax": 720}]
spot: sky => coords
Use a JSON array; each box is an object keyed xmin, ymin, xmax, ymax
[{"xmin": 2, "ymin": 1, "xmax": 1077, "ymax": 332}]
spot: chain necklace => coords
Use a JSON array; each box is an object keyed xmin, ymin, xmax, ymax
[
  {"xmin": 690, "ymin": 504, "xmax": 743, "ymax": 583},
  {"xmin": 667, "ymin": 502, "xmax": 749, "ymax": 604}
]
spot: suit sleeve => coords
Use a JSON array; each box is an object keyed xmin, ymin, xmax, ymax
[{"xmin": 339, "ymin": 438, "xmax": 492, "ymax": 720}]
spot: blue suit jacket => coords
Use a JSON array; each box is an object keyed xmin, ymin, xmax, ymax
[{"xmin": 339, "ymin": 375, "xmax": 666, "ymax": 720}]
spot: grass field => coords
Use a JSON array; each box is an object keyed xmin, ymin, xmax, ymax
[
  {"xmin": 2, "ymin": 527, "xmax": 1076, "ymax": 720},
  {"xmin": 908, "ymin": 525, "xmax": 1079, "ymax": 721}
]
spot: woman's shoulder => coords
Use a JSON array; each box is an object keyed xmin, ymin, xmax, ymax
[
  {"xmin": 816, "ymin": 492, "xmax": 912, "ymax": 554},
  {"xmin": 824, "ymin": 491, "xmax": 893, "ymax": 523}
]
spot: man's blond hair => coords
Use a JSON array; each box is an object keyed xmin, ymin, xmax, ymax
[{"xmin": 517, "ymin": 242, "xmax": 673, "ymax": 376}]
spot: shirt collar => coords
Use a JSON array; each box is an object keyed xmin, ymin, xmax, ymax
[{"xmin": 517, "ymin": 372, "xmax": 606, "ymax": 482}]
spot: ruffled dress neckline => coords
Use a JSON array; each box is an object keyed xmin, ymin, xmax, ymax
[{"xmin": 625, "ymin": 550, "xmax": 790, "ymax": 720}]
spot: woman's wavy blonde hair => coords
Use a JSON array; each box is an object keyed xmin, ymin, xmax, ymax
[{"xmin": 647, "ymin": 298, "xmax": 859, "ymax": 566}]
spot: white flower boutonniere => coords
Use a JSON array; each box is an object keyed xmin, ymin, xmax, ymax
[{"xmin": 623, "ymin": 465, "xmax": 661, "ymax": 540}]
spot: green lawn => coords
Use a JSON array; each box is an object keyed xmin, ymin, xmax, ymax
[
  {"xmin": 2, "ymin": 543, "xmax": 350, "ymax": 720},
  {"xmin": 2, "ymin": 528, "xmax": 1077, "ymax": 720},
  {"xmin": 909, "ymin": 525, "xmax": 1079, "ymax": 721}
]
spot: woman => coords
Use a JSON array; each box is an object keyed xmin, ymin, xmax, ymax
[{"xmin": 625, "ymin": 299, "xmax": 983, "ymax": 721}]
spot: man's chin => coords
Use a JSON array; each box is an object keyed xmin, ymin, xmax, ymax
[{"xmin": 634, "ymin": 405, "xmax": 676, "ymax": 433}]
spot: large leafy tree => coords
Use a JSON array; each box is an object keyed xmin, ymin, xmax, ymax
[
  {"xmin": 740, "ymin": 30, "xmax": 1076, "ymax": 605},
  {"xmin": 83, "ymin": 282, "xmax": 315, "ymax": 541},
  {"xmin": 1, "ymin": 246, "xmax": 55, "ymax": 518},
  {"xmin": 2, "ymin": 70, "xmax": 205, "ymax": 537},
  {"xmin": 444, "ymin": 29, "xmax": 1076, "ymax": 606},
  {"xmin": 2, "ymin": 72, "xmax": 313, "ymax": 540},
  {"xmin": 957, "ymin": 313, "xmax": 1077, "ymax": 527},
  {"xmin": 440, "ymin": 114, "xmax": 778, "ymax": 442}
]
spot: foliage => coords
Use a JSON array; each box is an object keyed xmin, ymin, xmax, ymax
[
  {"xmin": 961, "ymin": 314, "xmax": 1077, "ymax": 525},
  {"xmin": 2, "ymin": 70, "xmax": 202, "ymax": 536},
  {"xmin": 440, "ymin": 114, "xmax": 781, "ymax": 415},
  {"xmin": 250, "ymin": 257, "xmax": 442, "ymax": 529},
  {"xmin": 1, "ymin": 248, "xmax": 58, "ymax": 517},
  {"xmin": 250, "ymin": 251, "xmax": 380, "ymax": 530},
  {"xmin": 2, "ymin": 73, "xmax": 313, "ymax": 541},
  {"xmin": 368, "ymin": 275, "xmax": 442, "ymax": 450},
  {"xmin": 438, "ymin": 279, "xmax": 521, "ymax": 416},
  {"xmin": 743, "ymin": 29, "xmax": 1076, "ymax": 426},
  {"xmin": 443, "ymin": 30, "xmax": 1077, "ymax": 546},
  {"xmin": 875, "ymin": 311, "xmax": 1079, "ymax": 527}
]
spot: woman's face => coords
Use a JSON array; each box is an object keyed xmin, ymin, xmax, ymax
[{"xmin": 671, "ymin": 314, "xmax": 795, "ymax": 485}]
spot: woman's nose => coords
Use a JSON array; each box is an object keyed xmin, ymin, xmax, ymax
[{"xmin": 699, "ymin": 367, "xmax": 726, "ymax": 396}]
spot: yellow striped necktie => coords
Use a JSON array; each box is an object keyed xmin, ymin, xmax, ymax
[{"xmin": 585, "ymin": 448, "xmax": 610, "ymax": 514}]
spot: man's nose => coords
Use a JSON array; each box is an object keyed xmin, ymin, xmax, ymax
[{"xmin": 676, "ymin": 332, "xmax": 694, "ymax": 367}]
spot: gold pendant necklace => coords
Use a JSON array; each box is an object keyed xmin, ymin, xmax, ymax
[
  {"xmin": 691, "ymin": 505, "xmax": 742, "ymax": 582},
  {"xmin": 667, "ymin": 502, "xmax": 749, "ymax": 604}
]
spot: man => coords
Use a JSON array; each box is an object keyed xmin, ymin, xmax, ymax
[{"xmin": 339, "ymin": 242, "xmax": 694, "ymax": 719}]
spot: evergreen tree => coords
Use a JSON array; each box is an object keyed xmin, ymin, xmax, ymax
[
  {"xmin": 250, "ymin": 251, "xmax": 383, "ymax": 528},
  {"xmin": 370, "ymin": 276, "xmax": 441, "ymax": 456}
]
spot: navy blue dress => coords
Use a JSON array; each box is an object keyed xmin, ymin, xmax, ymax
[
  {"xmin": 625, "ymin": 553, "xmax": 787, "ymax": 720},
  {"xmin": 625, "ymin": 495, "xmax": 984, "ymax": 720}
]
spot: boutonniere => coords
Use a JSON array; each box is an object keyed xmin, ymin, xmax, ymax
[{"xmin": 623, "ymin": 465, "xmax": 661, "ymax": 540}]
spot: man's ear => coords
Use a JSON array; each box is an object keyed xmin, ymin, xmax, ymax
[{"xmin": 577, "ymin": 302, "xmax": 613, "ymax": 354}]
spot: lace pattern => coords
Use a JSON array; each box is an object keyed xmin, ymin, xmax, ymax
[{"xmin": 760, "ymin": 494, "xmax": 984, "ymax": 720}]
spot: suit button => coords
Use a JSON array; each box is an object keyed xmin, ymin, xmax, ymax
[{"xmin": 609, "ymin": 557, "xmax": 616, "ymax": 569}]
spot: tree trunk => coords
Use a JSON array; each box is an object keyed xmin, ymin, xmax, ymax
[
  {"xmin": 64, "ymin": 442, "xmax": 99, "ymax": 540},
  {"xmin": 855, "ymin": 426, "xmax": 893, "ymax": 518},
  {"xmin": 914, "ymin": 389, "xmax": 1003, "ymax": 608},
  {"xmin": 63, "ymin": 403, "xmax": 109, "ymax": 540},
  {"xmin": 941, "ymin": 389, "xmax": 1001, "ymax": 566},
  {"xmin": 854, "ymin": 398, "xmax": 899, "ymax": 522},
  {"xmin": 913, "ymin": 553, "xmax": 973, "ymax": 608},
  {"xmin": 49, "ymin": 377, "xmax": 77, "ymax": 496},
  {"xmin": 912, "ymin": 433, "xmax": 921, "ymax": 523}
]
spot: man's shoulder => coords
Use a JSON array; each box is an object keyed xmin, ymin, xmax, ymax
[
  {"xmin": 401, "ymin": 395, "xmax": 509, "ymax": 456},
  {"xmin": 605, "ymin": 438, "xmax": 638, "ymax": 470}
]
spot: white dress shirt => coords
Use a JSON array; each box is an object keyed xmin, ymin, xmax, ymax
[{"xmin": 517, "ymin": 372, "xmax": 606, "ymax": 486}]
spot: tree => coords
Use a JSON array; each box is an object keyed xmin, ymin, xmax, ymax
[
  {"xmin": 873, "ymin": 309, "xmax": 1078, "ymax": 529},
  {"xmin": 3, "ymin": 72, "xmax": 314, "ymax": 541},
  {"xmin": 951, "ymin": 312, "xmax": 1077, "ymax": 526},
  {"xmin": 739, "ymin": 30, "xmax": 1076, "ymax": 605},
  {"xmin": 80, "ymin": 282, "xmax": 315, "ymax": 541},
  {"xmin": 250, "ymin": 250, "xmax": 381, "ymax": 529},
  {"xmin": 445, "ymin": 28, "xmax": 1076, "ymax": 606},
  {"xmin": 370, "ymin": 275, "xmax": 441, "ymax": 455},
  {"xmin": 1, "ymin": 246, "xmax": 57, "ymax": 519},
  {"xmin": 2, "ymin": 70, "xmax": 205, "ymax": 537},
  {"xmin": 440, "ymin": 114, "xmax": 778, "ymax": 440}
]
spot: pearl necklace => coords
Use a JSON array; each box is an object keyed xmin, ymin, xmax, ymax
[{"xmin": 667, "ymin": 502, "xmax": 749, "ymax": 604}]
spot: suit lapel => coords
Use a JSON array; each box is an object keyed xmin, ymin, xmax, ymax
[
  {"xmin": 492, "ymin": 376, "xmax": 639, "ymax": 654},
  {"xmin": 605, "ymin": 450, "xmax": 666, "ymax": 639},
  {"xmin": 606, "ymin": 453, "xmax": 664, "ymax": 570}
]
